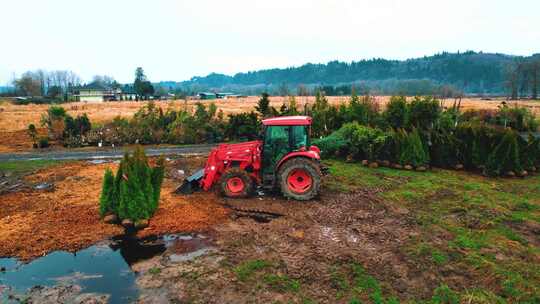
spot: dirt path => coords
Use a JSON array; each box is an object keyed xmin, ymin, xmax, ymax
[{"xmin": 0, "ymin": 144, "xmax": 214, "ymax": 161}]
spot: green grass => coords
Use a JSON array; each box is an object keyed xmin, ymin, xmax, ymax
[
  {"xmin": 233, "ymin": 259, "xmax": 272, "ymax": 281},
  {"xmin": 322, "ymin": 159, "xmax": 540, "ymax": 303},
  {"xmin": 263, "ymin": 274, "xmax": 301, "ymax": 293},
  {"xmin": 0, "ymin": 160, "xmax": 63, "ymax": 175},
  {"xmin": 327, "ymin": 263, "xmax": 400, "ymax": 304},
  {"xmin": 148, "ymin": 267, "xmax": 161, "ymax": 275}
]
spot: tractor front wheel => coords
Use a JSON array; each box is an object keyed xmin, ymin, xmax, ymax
[
  {"xmin": 278, "ymin": 158, "xmax": 321, "ymax": 200},
  {"xmin": 219, "ymin": 168, "xmax": 254, "ymax": 198}
]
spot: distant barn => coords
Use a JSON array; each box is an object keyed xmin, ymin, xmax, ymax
[{"xmin": 198, "ymin": 92, "xmax": 217, "ymax": 100}]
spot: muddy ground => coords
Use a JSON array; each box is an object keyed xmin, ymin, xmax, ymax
[
  {"xmin": 0, "ymin": 157, "xmax": 439, "ymax": 303},
  {"xmin": 3, "ymin": 157, "xmax": 534, "ymax": 303},
  {"xmin": 0, "ymin": 156, "xmax": 228, "ymax": 261}
]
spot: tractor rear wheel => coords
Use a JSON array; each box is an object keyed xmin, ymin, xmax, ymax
[
  {"xmin": 219, "ymin": 168, "xmax": 254, "ymax": 198},
  {"xmin": 278, "ymin": 158, "xmax": 321, "ymax": 200}
]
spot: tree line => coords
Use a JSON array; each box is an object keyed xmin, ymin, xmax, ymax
[
  {"xmin": 5, "ymin": 51, "xmax": 540, "ymax": 101},
  {"xmin": 178, "ymin": 51, "xmax": 540, "ymax": 97}
]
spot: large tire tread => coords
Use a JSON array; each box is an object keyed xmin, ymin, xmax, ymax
[
  {"xmin": 218, "ymin": 168, "xmax": 254, "ymax": 198},
  {"xmin": 277, "ymin": 158, "xmax": 321, "ymax": 201}
]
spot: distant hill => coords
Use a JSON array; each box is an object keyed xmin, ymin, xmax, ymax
[{"xmin": 170, "ymin": 51, "xmax": 538, "ymax": 96}]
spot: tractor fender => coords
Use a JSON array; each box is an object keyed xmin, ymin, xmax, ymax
[{"xmin": 276, "ymin": 150, "xmax": 320, "ymax": 170}]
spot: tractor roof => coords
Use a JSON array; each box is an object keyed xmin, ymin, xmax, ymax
[{"xmin": 262, "ymin": 116, "xmax": 312, "ymax": 126}]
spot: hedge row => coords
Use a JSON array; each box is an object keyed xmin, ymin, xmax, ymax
[{"xmin": 315, "ymin": 121, "xmax": 540, "ymax": 177}]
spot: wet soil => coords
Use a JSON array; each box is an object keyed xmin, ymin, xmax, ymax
[
  {"xmin": 0, "ymin": 157, "xmax": 453, "ymax": 303},
  {"xmin": 127, "ymin": 191, "xmax": 436, "ymax": 303},
  {"xmin": 0, "ymin": 157, "xmax": 228, "ymax": 261}
]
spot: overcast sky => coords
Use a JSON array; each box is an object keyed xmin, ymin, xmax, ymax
[{"xmin": 0, "ymin": 0, "xmax": 539, "ymax": 84}]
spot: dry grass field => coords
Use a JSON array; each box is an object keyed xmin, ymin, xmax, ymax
[
  {"xmin": 2, "ymin": 96, "xmax": 540, "ymax": 133},
  {"xmin": 0, "ymin": 96, "xmax": 539, "ymax": 153}
]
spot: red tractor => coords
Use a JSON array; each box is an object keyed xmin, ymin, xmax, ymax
[{"xmin": 179, "ymin": 116, "xmax": 323, "ymax": 200}]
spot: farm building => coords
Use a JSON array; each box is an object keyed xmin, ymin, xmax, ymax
[
  {"xmin": 198, "ymin": 92, "xmax": 217, "ymax": 100},
  {"xmin": 73, "ymin": 84, "xmax": 137, "ymax": 102},
  {"xmin": 198, "ymin": 92, "xmax": 243, "ymax": 100},
  {"xmin": 73, "ymin": 84, "xmax": 118, "ymax": 102}
]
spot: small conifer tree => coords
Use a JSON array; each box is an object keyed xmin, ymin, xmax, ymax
[
  {"xmin": 485, "ymin": 130, "xmax": 523, "ymax": 176},
  {"xmin": 396, "ymin": 129, "xmax": 429, "ymax": 167},
  {"xmin": 99, "ymin": 168, "xmax": 115, "ymax": 217},
  {"xmin": 99, "ymin": 146, "xmax": 165, "ymax": 221}
]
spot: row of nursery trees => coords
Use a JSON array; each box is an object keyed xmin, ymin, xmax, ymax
[
  {"xmin": 47, "ymin": 91, "xmax": 539, "ymax": 178},
  {"xmin": 97, "ymin": 92, "xmax": 539, "ymax": 222},
  {"xmin": 312, "ymin": 93, "xmax": 540, "ymax": 177}
]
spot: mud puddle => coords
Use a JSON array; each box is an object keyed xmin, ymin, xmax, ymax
[{"xmin": 0, "ymin": 233, "xmax": 213, "ymax": 303}]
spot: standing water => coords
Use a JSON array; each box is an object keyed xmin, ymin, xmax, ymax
[{"xmin": 0, "ymin": 234, "xmax": 213, "ymax": 303}]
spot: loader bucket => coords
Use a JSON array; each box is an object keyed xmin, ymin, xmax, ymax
[{"xmin": 175, "ymin": 168, "xmax": 205, "ymax": 194}]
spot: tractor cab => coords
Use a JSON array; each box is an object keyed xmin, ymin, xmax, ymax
[
  {"xmin": 260, "ymin": 116, "xmax": 321, "ymax": 193},
  {"xmin": 261, "ymin": 116, "xmax": 311, "ymax": 175}
]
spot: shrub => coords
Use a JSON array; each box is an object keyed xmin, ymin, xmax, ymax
[
  {"xmin": 41, "ymin": 106, "xmax": 68, "ymax": 140},
  {"xmin": 310, "ymin": 91, "xmax": 333, "ymax": 137},
  {"xmin": 99, "ymin": 168, "xmax": 115, "ymax": 217},
  {"xmin": 485, "ymin": 130, "xmax": 523, "ymax": 176},
  {"xmin": 314, "ymin": 122, "xmax": 391, "ymax": 161},
  {"xmin": 226, "ymin": 112, "xmax": 260, "ymax": 141},
  {"xmin": 37, "ymin": 137, "xmax": 49, "ymax": 148},
  {"xmin": 348, "ymin": 95, "xmax": 380, "ymax": 127},
  {"xmin": 255, "ymin": 92, "xmax": 271, "ymax": 118},
  {"xmin": 313, "ymin": 131, "xmax": 350, "ymax": 158},
  {"xmin": 28, "ymin": 124, "xmax": 37, "ymax": 148},
  {"xmin": 430, "ymin": 108, "xmax": 462, "ymax": 168},
  {"xmin": 519, "ymin": 134, "xmax": 540, "ymax": 170},
  {"xmin": 408, "ymin": 96, "xmax": 441, "ymax": 130},
  {"xmin": 394, "ymin": 128, "xmax": 430, "ymax": 167},
  {"xmin": 340, "ymin": 122, "xmax": 389, "ymax": 161},
  {"xmin": 63, "ymin": 114, "xmax": 92, "ymax": 147},
  {"xmin": 99, "ymin": 146, "xmax": 165, "ymax": 221},
  {"xmin": 461, "ymin": 105, "xmax": 537, "ymax": 132},
  {"xmin": 498, "ymin": 105, "xmax": 538, "ymax": 132},
  {"xmin": 455, "ymin": 123, "xmax": 503, "ymax": 170},
  {"xmin": 430, "ymin": 131, "xmax": 462, "ymax": 168},
  {"xmin": 384, "ymin": 95, "xmax": 408, "ymax": 129}
]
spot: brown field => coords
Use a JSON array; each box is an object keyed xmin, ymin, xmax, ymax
[{"xmin": 1, "ymin": 96, "xmax": 539, "ymax": 153}]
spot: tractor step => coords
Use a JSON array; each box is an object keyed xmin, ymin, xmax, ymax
[{"xmin": 262, "ymin": 173, "xmax": 275, "ymax": 189}]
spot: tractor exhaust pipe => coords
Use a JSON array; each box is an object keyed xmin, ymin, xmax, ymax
[{"xmin": 175, "ymin": 168, "xmax": 205, "ymax": 194}]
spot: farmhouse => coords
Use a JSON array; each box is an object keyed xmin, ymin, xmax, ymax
[
  {"xmin": 73, "ymin": 84, "xmax": 137, "ymax": 102},
  {"xmin": 74, "ymin": 84, "xmax": 118, "ymax": 102}
]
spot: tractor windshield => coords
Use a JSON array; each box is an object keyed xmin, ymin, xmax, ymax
[
  {"xmin": 262, "ymin": 125, "xmax": 310, "ymax": 174},
  {"xmin": 291, "ymin": 125, "xmax": 309, "ymax": 149}
]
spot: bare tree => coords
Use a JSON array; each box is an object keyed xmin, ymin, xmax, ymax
[
  {"xmin": 12, "ymin": 69, "xmax": 82, "ymax": 98},
  {"xmin": 14, "ymin": 73, "xmax": 41, "ymax": 96}
]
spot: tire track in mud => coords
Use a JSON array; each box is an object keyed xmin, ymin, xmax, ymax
[{"xmin": 209, "ymin": 189, "xmax": 441, "ymax": 301}]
